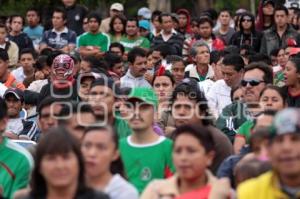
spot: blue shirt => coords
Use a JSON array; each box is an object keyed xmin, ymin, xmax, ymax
[{"xmin": 24, "ymin": 25, "xmax": 44, "ymax": 49}]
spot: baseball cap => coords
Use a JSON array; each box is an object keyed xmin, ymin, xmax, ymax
[
  {"xmin": 139, "ymin": 20, "xmax": 150, "ymax": 31},
  {"xmin": 271, "ymin": 108, "xmax": 300, "ymax": 136},
  {"xmin": 127, "ymin": 87, "xmax": 158, "ymax": 108},
  {"xmin": 137, "ymin": 7, "xmax": 151, "ymax": 20},
  {"xmin": 110, "ymin": 3, "xmax": 124, "ymax": 11},
  {"xmin": 4, "ymin": 88, "xmax": 24, "ymax": 102}
]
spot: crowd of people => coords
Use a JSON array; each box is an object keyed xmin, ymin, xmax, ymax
[{"xmin": 1, "ymin": 0, "xmax": 300, "ymax": 198}]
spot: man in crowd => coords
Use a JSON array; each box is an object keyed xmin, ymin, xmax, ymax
[
  {"xmin": 0, "ymin": 96, "xmax": 33, "ymax": 199},
  {"xmin": 238, "ymin": 108, "xmax": 300, "ymax": 198},
  {"xmin": 120, "ymin": 47, "xmax": 151, "ymax": 88},
  {"xmin": 214, "ymin": 9, "xmax": 235, "ymax": 45},
  {"xmin": 40, "ymin": 7, "xmax": 77, "ymax": 53},
  {"xmin": 260, "ymin": 5, "xmax": 300, "ymax": 55},
  {"xmin": 119, "ymin": 87, "xmax": 174, "ymax": 193},
  {"xmin": 0, "ymin": 24, "xmax": 18, "ymax": 67}
]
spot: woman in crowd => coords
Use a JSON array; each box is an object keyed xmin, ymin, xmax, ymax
[
  {"xmin": 141, "ymin": 124, "xmax": 231, "ymax": 199},
  {"xmin": 283, "ymin": 54, "xmax": 300, "ymax": 107},
  {"xmin": 20, "ymin": 126, "xmax": 109, "ymax": 199},
  {"xmin": 109, "ymin": 15, "xmax": 127, "ymax": 43},
  {"xmin": 81, "ymin": 126, "xmax": 139, "ymax": 199},
  {"xmin": 234, "ymin": 85, "xmax": 287, "ymax": 154}
]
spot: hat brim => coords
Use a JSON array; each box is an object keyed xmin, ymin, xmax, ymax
[{"xmin": 4, "ymin": 91, "xmax": 22, "ymax": 101}]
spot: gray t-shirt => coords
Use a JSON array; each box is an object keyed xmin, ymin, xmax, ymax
[
  {"xmin": 104, "ymin": 174, "xmax": 139, "ymax": 199},
  {"xmin": 214, "ymin": 27, "xmax": 235, "ymax": 45}
]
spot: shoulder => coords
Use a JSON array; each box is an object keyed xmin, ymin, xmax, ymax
[{"xmin": 109, "ymin": 174, "xmax": 139, "ymax": 195}]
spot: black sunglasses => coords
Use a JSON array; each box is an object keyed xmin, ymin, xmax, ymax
[{"xmin": 241, "ymin": 79, "xmax": 265, "ymax": 87}]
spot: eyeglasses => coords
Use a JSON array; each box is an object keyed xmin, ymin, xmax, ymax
[{"xmin": 241, "ymin": 79, "xmax": 265, "ymax": 87}]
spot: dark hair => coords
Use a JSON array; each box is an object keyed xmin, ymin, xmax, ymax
[
  {"xmin": 37, "ymin": 97, "xmax": 61, "ymax": 115},
  {"xmin": 40, "ymin": 48, "xmax": 53, "ymax": 57},
  {"xmin": 104, "ymin": 53, "xmax": 123, "ymax": 69},
  {"xmin": 222, "ymin": 54, "xmax": 245, "ymax": 72},
  {"xmin": 10, "ymin": 14, "xmax": 24, "ymax": 26},
  {"xmin": 219, "ymin": 8, "xmax": 232, "ymax": 16},
  {"xmin": 259, "ymin": 85, "xmax": 287, "ymax": 103},
  {"xmin": 239, "ymin": 12, "xmax": 255, "ymax": 33},
  {"xmin": 171, "ymin": 78, "xmax": 212, "ymax": 126},
  {"xmin": 274, "ymin": 5, "xmax": 289, "ymax": 16},
  {"xmin": 82, "ymin": 55, "xmax": 103, "ymax": 68},
  {"xmin": 244, "ymin": 62, "xmax": 273, "ymax": 84},
  {"xmin": 0, "ymin": 23, "xmax": 8, "ymax": 32},
  {"xmin": 126, "ymin": 17, "xmax": 138, "ymax": 26},
  {"xmin": 0, "ymin": 48, "xmax": 9, "ymax": 61},
  {"xmin": 46, "ymin": 50, "xmax": 63, "ymax": 67},
  {"xmin": 19, "ymin": 48, "xmax": 38, "ymax": 60},
  {"xmin": 35, "ymin": 55, "xmax": 48, "ymax": 70},
  {"xmin": 210, "ymin": 50, "xmax": 223, "ymax": 65},
  {"xmin": 30, "ymin": 126, "xmax": 88, "ymax": 197},
  {"xmin": 230, "ymin": 86, "xmax": 242, "ymax": 101},
  {"xmin": 224, "ymin": 45, "xmax": 240, "ymax": 55},
  {"xmin": 288, "ymin": 53, "xmax": 300, "ymax": 72},
  {"xmin": 151, "ymin": 44, "xmax": 172, "ymax": 59},
  {"xmin": 127, "ymin": 47, "xmax": 146, "ymax": 64},
  {"xmin": 0, "ymin": 97, "xmax": 7, "ymax": 120},
  {"xmin": 87, "ymin": 12, "xmax": 102, "ymax": 24},
  {"xmin": 172, "ymin": 124, "xmax": 215, "ymax": 152},
  {"xmin": 151, "ymin": 10, "xmax": 162, "ymax": 22},
  {"xmin": 53, "ymin": 7, "xmax": 67, "ymax": 20},
  {"xmin": 198, "ymin": 16, "xmax": 214, "ymax": 27},
  {"xmin": 58, "ymin": 102, "xmax": 94, "ymax": 125},
  {"xmin": 26, "ymin": 7, "xmax": 40, "ymax": 17},
  {"xmin": 248, "ymin": 53, "xmax": 272, "ymax": 66},
  {"xmin": 152, "ymin": 69, "xmax": 175, "ymax": 86},
  {"xmin": 158, "ymin": 13, "xmax": 172, "ymax": 23},
  {"xmin": 109, "ymin": 42, "xmax": 125, "ymax": 54},
  {"xmin": 109, "ymin": 14, "xmax": 126, "ymax": 35},
  {"xmin": 83, "ymin": 126, "xmax": 125, "ymax": 176},
  {"xmin": 166, "ymin": 55, "xmax": 185, "ymax": 65}
]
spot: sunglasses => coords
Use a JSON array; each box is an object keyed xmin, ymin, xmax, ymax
[
  {"xmin": 241, "ymin": 79, "xmax": 265, "ymax": 87},
  {"xmin": 242, "ymin": 18, "xmax": 251, "ymax": 22}
]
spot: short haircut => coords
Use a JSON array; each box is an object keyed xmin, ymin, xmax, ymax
[
  {"xmin": 244, "ymin": 62, "xmax": 273, "ymax": 84},
  {"xmin": 151, "ymin": 10, "xmax": 162, "ymax": 22},
  {"xmin": 198, "ymin": 16, "xmax": 214, "ymax": 27},
  {"xmin": 248, "ymin": 53, "xmax": 272, "ymax": 66},
  {"xmin": 219, "ymin": 8, "xmax": 232, "ymax": 16},
  {"xmin": 159, "ymin": 13, "xmax": 172, "ymax": 23},
  {"xmin": 126, "ymin": 17, "xmax": 138, "ymax": 26},
  {"xmin": 222, "ymin": 54, "xmax": 245, "ymax": 72},
  {"xmin": 104, "ymin": 52, "xmax": 123, "ymax": 69},
  {"xmin": 19, "ymin": 48, "xmax": 38, "ymax": 60},
  {"xmin": 0, "ymin": 97, "xmax": 7, "ymax": 120},
  {"xmin": 37, "ymin": 97, "xmax": 60, "ymax": 115},
  {"xmin": 166, "ymin": 55, "xmax": 185, "ymax": 65},
  {"xmin": 189, "ymin": 40, "xmax": 210, "ymax": 58},
  {"xmin": 26, "ymin": 7, "xmax": 40, "ymax": 17},
  {"xmin": 274, "ymin": 5, "xmax": 289, "ymax": 16},
  {"xmin": 87, "ymin": 12, "xmax": 102, "ymax": 24},
  {"xmin": 53, "ymin": 7, "xmax": 67, "ymax": 20},
  {"xmin": 10, "ymin": 15, "xmax": 24, "ymax": 26},
  {"xmin": 210, "ymin": 50, "xmax": 224, "ymax": 65},
  {"xmin": 0, "ymin": 49, "xmax": 9, "ymax": 62},
  {"xmin": 151, "ymin": 44, "xmax": 172, "ymax": 59},
  {"xmin": 172, "ymin": 124, "xmax": 215, "ymax": 152},
  {"xmin": 109, "ymin": 42, "xmax": 125, "ymax": 54},
  {"xmin": 127, "ymin": 47, "xmax": 146, "ymax": 64}
]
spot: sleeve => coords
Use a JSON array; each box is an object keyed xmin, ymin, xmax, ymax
[{"xmin": 78, "ymin": 35, "xmax": 85, "ymax": 47}]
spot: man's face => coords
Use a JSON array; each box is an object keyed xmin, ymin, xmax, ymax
[
  {"xmin": 26, "ymin": 11, "xmax": 39, "ymax": 27},
  {"xmin": 178, "ymin": 14, "xmax": 188, "ymax": 28},
  {"xmin": 5, "ymin": 95, "xmax": 22, "ymax": 118},
  {"xmin": 110, "ymin": 47, "xmax": 123, "ymax": 57},
  {"xmin": 88, "ymin": 18, "xmax": 100, "ymax": 33},
  {"xmin": 38, "ymin": 104, "xmax": 62, "ymax": 132},
  {"xmin": 221, "ymin": 65, "xmax": 243, "ymax": 88},
  {"xmin": 195, "ymin": 46, "xmax": 210, "ymax": 65},
  {"xmin": 130, "ymin": 56, "xmax": 147, "ymax": 77},
  {"xmin": 269, "ymin": 133, "xmax": 300, "ymax": 179},
  {"xmin": 126, "ymin": 21, "xmax": 138, "ymax": 37},
  {"xmin": 275, "ymin": 10, "xmax": 288, "ymax": 27},
  {"xmin": 88, "ymin": 85, "xmax": 115, "ymax": 120},
  {"xmin": 171, "ymin": 61, "xmax": 185, "ymax": 83},
  {"xmin": 20, "ymin": 53, "xmax": 35, "ymax": 71},
  {"xmin": 78, "ymin": 77, "xmax": 94, "ymax": 101},
  {"xmin": 127, "ymin": 100, "xmax": 154, "ymax": 132},
  {"xmin": 11, "ymin": 16, "xmax": 23, "ymax": 33},
  {"xmin": 151, "ymin": 50, "xmax": 162, "ymax": 65},
  {"xmin": 112, "ymin": 62, "xmax": 124, "ymax": 77},
  {"xmin": 110, "ymin": 9, "xmax": 122, "ymax": 18},
  {"xmin": 52, "ymin": 12, "xmax": 65, "ymax": 30},
  {"xmin": 161, "ymin": 16, "xmax": 173, "ymax": 33},
  {"xmin": 62, "ymin": 0, "xmax": 76, "ymax": 7},
  {"xmin": 0, "ymin": 59, "xmax": 8, "ymax": 78},
  {"xmin": 65, "ymin": 112, "xmax": 96, "ymax": 142},
  {"xmin": 219, "ymin": 11, "xmax": 231, "ymax": 26},
  {"xmin": 199, "ymin": 22, "xmax": 212, "ymax": 39},
  {"xmin": 242, "ymin": 69, "xmax": 266, "ymax": 103},
  {"xmin": 172, "ymin": 95, "xmax": 200, "ymax": 127},
  {"xmin": 0, "ymin": 27, "xmax": 7, "ymax": 43}
]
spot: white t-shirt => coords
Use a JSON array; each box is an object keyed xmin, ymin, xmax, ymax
[{"xmin": 104, "ymin": 174, "xmax": 139, "ymax": 199}]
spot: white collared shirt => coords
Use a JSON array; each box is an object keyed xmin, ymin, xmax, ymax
[{"xmin": 120, "ymin": 70, "xmax": 151, "ymax": 88}]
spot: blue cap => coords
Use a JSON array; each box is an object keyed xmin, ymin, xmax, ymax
[{"xmin": 139, "ymin": 20, "xmax": 150, "ymax": 31}]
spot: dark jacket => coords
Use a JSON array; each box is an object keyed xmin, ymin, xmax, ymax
[
  {"xmin": 151, "ymin": 32, "xmax": 185, "ymax": 56},
  {"xmin": 8, "ymin": 32, "xmax": 34, "ymax": 52},
  {"xmin": 230, "ymin": 31, "xmax": 262, "ymax": 52},
  {"xmin": 260, "ymin": 25, "xmax": 300, "ymax": 55},
  {"xmin": 64, "ymin": 4, "xmax": 88, "ymax": 35},
  {"xmin": 283, "ymin": 86, "xmax": 300, "ymax": 107}
]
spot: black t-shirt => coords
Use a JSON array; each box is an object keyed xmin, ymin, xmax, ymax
[{"xmin": 65, "ymin": 4, "xmax": 88, "ymax": 35}]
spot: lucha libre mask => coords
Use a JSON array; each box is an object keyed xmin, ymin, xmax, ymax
[{"xmin": 52, "ymin": 54, "xmax": 74, "ymax": 80}]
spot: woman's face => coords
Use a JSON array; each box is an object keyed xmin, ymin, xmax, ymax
[
  {"xmin": 277, "ymin": 49, "xmax": 288, "ymax": 67},
  {"xmin": 81, "ymin": 130, "xmax": 118, "ymax": 178},
  {"xmin": 173, "ymin": 133, "xmax": 214, "ymax": 181},
  {"xmin": 241, "ymin": 16, "xmax": 252, "ymax": 30},
  {"xmin": 263, "ymin": 3, "xmax": 274, "ymax": 16},
  {"xmin": 153, "ymin": 76, "xmax": 174, "ymax": 102},
  {"xmin": 40, "ymin": 152, "xmax": 79, "ymax": 189},
  {"xmin": 284, "ymin": 61, "xmax": 299, "ymax": 86},
  {"xmin": 260, "ymin": 89, "xmax": 285, "ymax": 111},
  {"xmin": 113, "ymin": 18, "xmax": 124, "ymax": 33}
]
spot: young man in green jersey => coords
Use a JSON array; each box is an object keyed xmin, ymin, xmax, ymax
[
  {"xmin": 0, "ymin": 97, "xmax": 33, "ymax": 198},
  {"xmin": 119, "ymin": 87, "xmax": 175, "ymax": 194}
]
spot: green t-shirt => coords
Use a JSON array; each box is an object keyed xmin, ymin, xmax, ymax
[
  {"xmin": 120, "ymin": 36, "xmax": 150, "ymax": 52},
  {"xmin": 113, "ymin": 115, "xmax": 132, "ymax": 139},
  {"xmin": 236, "ymin": 120, "xmax": 254, "ymax": 143},
  {"xmin": 78, "ymin": 32, "xmax": 110, "ymax": 52},
  {"xmin": 0, "ymin": 137, "xmax": 33, "ymax": 198},
  {"xmin": 119, "ymin": 136, "xmax": 175, "ymax": 193}
]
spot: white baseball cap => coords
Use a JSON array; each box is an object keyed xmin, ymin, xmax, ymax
[{"xmin": 110, "ymin": 3, "xmax": 124, "ymax": 11}]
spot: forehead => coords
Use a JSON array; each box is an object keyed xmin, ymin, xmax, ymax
[
  {"xmin": 27, "ymin": 10, "xmax": 38, "ymax": 16},
  {"xmin": 172, "ymin": 61, "xmax": 185, "ymax": 68},
  {"xmin": 127, "ymin": 20, "xmax": 137, "ymax": 26},
  {"xmin": 12, "ymin": 16, "xmax": 23, "ymax": 22},
  {"xmin": 134, "ymin": 56, "xmax": 146, "ymax": 63},
  {"xmin": 162, "ymin": 15, "xmax": 172, "ymax": 21},
  {"xmin": 244, "ymin": 68, "xmax": 264, "ymax": 78},
  {"xmin": 196, "ymin": 45, "xmax": 209, "ymax": 52},
  {"xmin": 174, "ymin": 93, "xmax": 197, "ymax": 104},
  {"xmin": 20, "ymin": 53, "xmax": 34, "ymax": 59},
  {"xmin": 53, "ymin": 12, "xmax": 63, "ymax": 17},
  {"xmin": 199, "ymin": 22, "xmax": 212, "ymax": 27},
  {"xmin": 275, "ymin": 10, "xmax": 287, "ymax": 16},
  {"xmin": 90, "ymin": 85, "xmax": 113, "ymax": 93}
]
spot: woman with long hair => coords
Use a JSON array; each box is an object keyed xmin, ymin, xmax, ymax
[{"xmin": 109, "ymin": 15, "xmax": 127, "ymax": 43}]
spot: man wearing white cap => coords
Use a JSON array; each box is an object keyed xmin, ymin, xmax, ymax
[
  {"xmin": 100, "ymin": 2, "xmax": 124, "ymax": 33},
  {"xmin": 137, "ymin": 7, "xmax": 152, "ymax": 20}
]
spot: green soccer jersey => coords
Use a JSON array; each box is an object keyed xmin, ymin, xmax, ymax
[
  {"xmin": 236, "ymin": 120, "xmax": 254, "ymax": 144},
  {"xmin": 78, "ymin": 32, "xmax": 110, "ymax": 52},
  {"xmin": 120, "ymin": 36, "xmax": 150, "ymax": 52},
  {"xmin": 0, "ymin": 137, "xmax": 33, "ymax": 199},
  {"xmin": 119, "ymin": 136, "xmax": 175, "ymax": 194}
]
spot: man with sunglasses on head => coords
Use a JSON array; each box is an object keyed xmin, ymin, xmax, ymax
[{"xmin": 216, "ymin": 61, "xmax": 273, "ymax": 144}]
